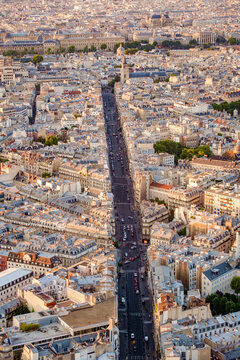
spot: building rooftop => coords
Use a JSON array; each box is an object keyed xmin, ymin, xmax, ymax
[
  {"xmin": 60, "ymin": 297, "xmax": 116, "ymax": 330},
  {"xmin": 203, "ymin": 261, "xmax": 233, "ymax": 281},
  {"xmin": 0, "ymin": 268, "xmax": 32, "ymax": 288}
]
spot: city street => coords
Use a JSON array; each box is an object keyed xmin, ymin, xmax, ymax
[{"xmin": 102, "ymin": 89, "xmax": 156, "ymax": 360}]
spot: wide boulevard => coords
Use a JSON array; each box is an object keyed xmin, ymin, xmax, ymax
[{"xmin": 102, "ymin": 88, "xmax": 156, "ymax": 360}]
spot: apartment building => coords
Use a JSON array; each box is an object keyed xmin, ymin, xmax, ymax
[
  {"xmin": 168, "ymin": 187, "xmax": 203, "ymax": 210},
  {"xmin": 201, "ymin": 260, "xmax": 236, "ymax": 297},
  {"xmin": 0, "ymin": 250, "xmax": 9, "ymax": 272},
  {"xmin": 204, "ymin": 184, "xmax": 240, "ymax": 216},
  {"xmin": 7, "ymin": 251, "xmax": 61, "ymax": 277},
  {"xmin": 140, "ymin": 201, "xmax": 169, "ymax": 242},
  {"xmin": 0, "ymin": 268, "xmax": 33, "ymax": 304},
  {"xmin": 150, "ymin": 223, "xmax": 178, "ymax": 246},
  {"xmin": 59, "ymin": 164, "xmax": 111, "ymax": 192},
  {"xmin": 190, "ymin": 158, "xmax": 240, "ymax": 172},
  {"xmin": 149, "ymin": 244, "xmax": 229, "ymax": 291},
  {"xmin": 158, "ymin": 153, "xmax": 175, "ymax": 167},
  {"xmin": 149, "ymin": 182, "xmax": 173, "ymax": 204},
  {"xmin": 193, "ymin": 229, "xmax": 232, "ymax": 253}
]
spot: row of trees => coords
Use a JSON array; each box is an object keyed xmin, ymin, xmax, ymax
[
  {"xmin": 2, "ymin": 43, "xmax": 108, "ymax": 59},
  {"xmin": 62, "ymin": 43, "xmax": 108, "ymax": 54},
  {"xmin": 161, "ymin": 39, "xmax": 197, "ymax": 50},
  {"xmin": 216, "ymin": 36, "xmax": 240, "ymax": 45},
  {"xmin": 212, "ymin": 100, "xmax": 240, "ymax": 116},
  {"xmin": 113, "ymin": 41, "xmax": 158, "ymax": 54},
  {"xmin": 153, "ymin": 139, "xmax": 212, "ymax": 163},
  {"xmin": 161, "ymin": 37, "xmax": 240, "ymax": 50}
]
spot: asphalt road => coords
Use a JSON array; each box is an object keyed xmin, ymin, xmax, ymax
[{"xmin": 102, "ymin": 89, "xmax": 156, "ymax": 360}]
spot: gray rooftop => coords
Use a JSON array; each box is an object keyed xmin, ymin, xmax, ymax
[{"xmin": 0, "ymin": 268, "xmax": 32, "ymax": 288}]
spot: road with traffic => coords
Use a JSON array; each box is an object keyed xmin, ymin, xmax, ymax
[{"xmin": 102, "ymin": 88, "xmax": 156, "ymax": 360}]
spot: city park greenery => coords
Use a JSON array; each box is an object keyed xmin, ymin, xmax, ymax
[
  {"xmin": 2, "ymin": 36, "xmax": 240, "ymax": 60},
  {"xmin": 153, "ymin": 139, "xmax": 212, "ymax": 164},
  {"xmin": 206, "ymin": 292, "xmax": 240, "ymax": 316},
  {"xmin": 206, "ymin": 277, "xmax": 240, "ymax": 316},
  {"xmin": 113, "ymin": 40, "xmax": 158, "ymax": 54},
  {"xmin": 161, "ymin": 39, "xmax": 197, "ymax": 50},
  {"xmin": 212, "ymin": 100, "xmax": 240, "ymax": 116},
  {"xmin": 37, "ymin": 135, "xmax": 60, "ymax": 146},
  {"xmin": 42, "ymin": 172, "xmax": 51, "ymax": 178}
]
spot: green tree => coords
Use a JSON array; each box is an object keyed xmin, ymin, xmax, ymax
[
  {"xmin": 83, "ymin": 46, "xmax": 89, "ymax": 53},
  {"xmin": 32, "ymin": 54, "xmax": 43, "ymax": 65},
  {"xmin": 45, "ymin": 135, "xmax": 58, "ymax": 146},
  {"xmin": 231, "ymin": 276, "xmax": 240, "ymax": 296},
  {"xmin": 125, "ymin": 48, "xmax": 138, "ymax": 55},
  {"xmin": 89, "ymin": 45, "xmax": 96, "ymax": 52},
  {"xmin": 37, "ymin": 136, "xmax": 45, "ymax": 143},
  {"xmin": 189, "ymin": 39, "xmax": 197, "ymax": 46},
  {"xmin": 216, "ymin": 36, "xmax": 226, "ymax": 44},
  {"xmin": 220, "ymin": 296, "xmax": 228, "ymax": 314},
  {"xmin": 152, "ymin": 198, "xmax": 166, "ymax": 206},
  {"xmin": 212, "ymin": 296, "xmax": 221, "ymax": 315},
  {"xmin": 42, "ymin": 172, "xmax": 51, "ymax": 178},
  {"xmin": 108, "ymin": 75, "xmax": 120, "ymax": 87},
  {"xmin": 178, "ymin": 227, "xmax": 186, "ymax": 236},
  {"xmin": 169, "ymin": 209, "xmax": 174, "ymax": 222},
  {"xmin": 100, "ymin": 43, "xmax": 107, "ymax": 50},
  {"xmin": 47, "ymin": 47, "xmax": 52, "ymax": 54},
  {"xmin": 225, "ymin": 300, "xmax": 236, "ymax": 314},
  {"xmin": 228, "ymin": 37, "xmax": 238, "ymax": 45},
  {"xmin": 67, "ymin": 45, "xmax": 76, "ymax": 53}
]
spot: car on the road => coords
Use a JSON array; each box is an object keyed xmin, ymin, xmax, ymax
[
  {"xmin": 134, "ymin": 272, "xmax": 137, "ymax": 277},
  {"xmin": 133, "ymin": 346, "xmax": 137, "ymax": 352},
  {"xmin": 130, "ymin": 333, "xmax": 135, "ymax": 339},
  {"xmin": 121, "ymin": 297, "xmax": 125, "ymax": 304},
  {"xmin": 128, "ymin": 216, "xmax": 133, "ymax": 220},
  {"xmin": 124, "ymin": 260, "xmax": 130, "ymax": 264},
  {"xmin": 144, "ymin": 336, "xmax": 149, "ymax": 342},
  {"xmin": 136, "ymin": 289, "xmax": 139, "ymax": 294}
]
